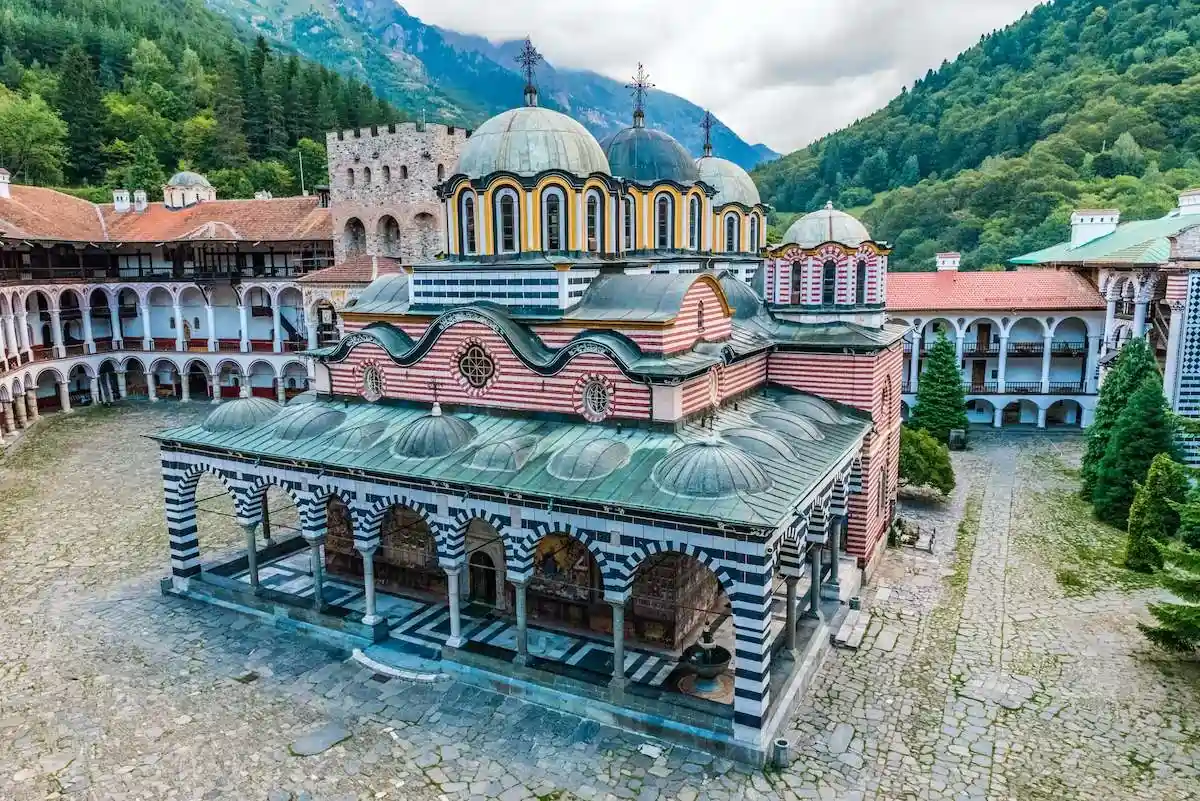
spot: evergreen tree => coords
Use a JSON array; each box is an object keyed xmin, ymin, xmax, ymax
[
  {"xmin": 1125, "ymin": 453, "xmax": 1188, "ymax": 573},
  {"xmin": 909, "ymin": 331, "xmax": 967, "ymax": 443},
  {"xmin": 58, "ymin": 45, "xmax": 105, "ymax": 183},
  {"xmin": 1173, "ymin": 486, "xmax": 1200, "ymax": 551},
  {"xmin": 1093, "ymin": 375, "xmax": 1176, "ymax": 528},
  {"xmin": 0, "ymin": 47, "xmax": 24, "ymax": 90},
  {"xmin": 1139, "ymin": 543, "xmax": 1200, "ymax": 654},
  {"xmin": 899, "ymin": 425, "xmax": 956, "ymax": 496},
  {"xmin": 119, "ymin": 135, "xmax": 165, "ymax": 197},
  {"xmin": 897, "ymin": 153, "xmax": 920, "ymax": 187},
  {"xmin": 211, "ymin": 66, "xmax": 248, "ymax": 167},
  {"xmin": 1081, "ymin": 338, "xmax": 1157, "ymax": 498}
]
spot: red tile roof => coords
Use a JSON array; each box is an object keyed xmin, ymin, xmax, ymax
[
  {"xmin": 0, "ymin": 185, "xmax": 330, "ymax": 243},
  {"xmin": 297, "ymin": 254, "xmax": 402, "ymax": 285},
  {"xmin": 887, "ymin": 268, "xmax": 1104, "ymax": 312}
]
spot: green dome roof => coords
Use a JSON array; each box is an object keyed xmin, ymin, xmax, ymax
[
  {"xmin": 202, "ymin": 397, "xmax": 280, "ymax": 433},
  {"xmin": 323, "ymin": 421, "xmax": 388, "ymax": 451},
  {"xmin": 273, "ymin": 406, "xmax": 347, "ymax": 441},
  {"xmin": 751, "ymin": 409, "xmax": 825, "ymax": 442},
  {"xmin": 652, "ymin": 440, "xmax": 771, "ymax": 498},
  {"xmin": 776, "ymin": 395, "xmax": 852, "ymax": 425},
  {"xmin": 720, "ymin": 427, "xmax": 795, "ymax": 462},
  {"xmin": 455, "ymin": 106, "xmax": 609, "ymax": 179},
  {"xmin": 467, "ymin": 435, "xmax": 540, "ymax": 472},
  {"xmin": 546, "ymin": 438, "xmax": 631, "ymax": 482},
  {"xmin": 695, "ymin": 155, "xmax": 760, "ymax": 206},
  {"xmin": 286, "ymin": 390, "xmax": 318, "ymax": 406},
  {"xmin": 603, "ymin": 126, "xmax": 698, "ymax": 184},
  {"xmin": 167, "ymin": 170, "xmax": 212, "ymax": 188},
  {"xmin": 393, "ymin": 404, "xmax": 477, "ymax": 459}
]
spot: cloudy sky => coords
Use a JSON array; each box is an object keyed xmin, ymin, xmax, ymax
[{"xmin": 399, "ymin": 0, "xmax": 1043, "ymax": 153}]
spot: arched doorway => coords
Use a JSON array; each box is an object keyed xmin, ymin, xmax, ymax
[
  {"xmin": 1002, "ymin": 399, "xmax": 1039, "ymax": 427},
  {"xmin": 469, "ymin": 551, "xmax": 497, "ymax": 607},
  {"xmin": 67, "ymin": 364, "xmax": 93, "ymax": 407},
  {"xmin": 34, "ymin": 368, "xmax": 62, "ymax": 412},
  {"xmin": 124, "ymin": 358, "xmax": 148, "ymax": 398},
  {"xmin": 186, "ymin": 361, "xmax": 210, "ymax": 400},
  {"xmin": 377, "ymin": 215, "xmax": 401, "ymax": 257},
  {"xmin": 343, "ymin": 218, "xmax": 366, "ymax": 254},
  {"xmin": 628, "ymin": 552, "xmax": 728, "ymax": 650},
  {"xmin": 98, "ymin": 359, "xmax": 119, "ymax": 402},
  {"xmin": 966, "ymin": 398, "xmax": 996, "ymax": 426},
  {"xmin": 192, "ymin": 471, "xmax": 246, "ymax": 565},
  {"xmin": 1046, "ymin": 399, "xmax": 1083, "ymax": 428},
  {"xmin": 528, "ymin": 534, "xmax": 603, "ymax": 631}
]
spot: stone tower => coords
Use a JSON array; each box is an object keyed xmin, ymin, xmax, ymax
[{"xmin": 326, "ymin": 122, "xmax": 469, "ymax": 264}]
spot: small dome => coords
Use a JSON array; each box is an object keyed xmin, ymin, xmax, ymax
[
  {"xmin": 720, "ymin": 428, "xmax": 795, "ymax": 462},
  {"xmin": 167, "ymin": 170, "xmax": 212, "ymax": 188},
  {"xmin": 751, "ymin": 409, "xmax": 825, "ymax": 442},
  {"xmin": 653, "ymin": 440, "xmax": 771, "ymax": 498},
  {"xmin": 273, "ymin": 406, "xmax": 347, "ymax": 441},
  {"xmin": 467, "ymin": 435, "xmax": 540, "ymax": 472},
  {"xmin": 393, "ymin": 404, "xmax": 476, "ymax": 459},
  {"xmin": 695, "ymin": 156, "xmax": 760, "ymax": 206},
  {"xmin": 355, "ymin": 273, "xmax": 410, "ymax": 307},
  {"xmin": 287, "ymin": 390, "xmax": 318, "ymax": 406},
  {"xmin": 202, "ymin": 397, "xmax": 281, "ymax": 433},
  {"xmin": 604, "ymin": 126, "xmax": 698, "ymax": 184},
  {"xmin": 323, "ymin": 421, "xmax": 388, "ymax": 451},
  {"xmin": 783, "ymin": 202, "xmax": 871, "ymax": 248},
  {"xmin": 718, "ymin": 272, "xmax": 767, "ymax": 319},
  {"xmin": 454, "ymin": 106, "xmax": 610, "ymax": 179},
  {"xmin": 546, "ymin": 438, "xmax": 630, "ymax": 482},
  {"xmin": 776, "ymin": 395, "xmax": 851, "ymax": 425}
]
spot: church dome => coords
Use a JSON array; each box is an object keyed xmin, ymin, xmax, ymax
[
  {"xmin": 393, "ymin": 404, "xmax": 477, "ymax": 459},
  {"xmin": 286, "ymin": 390, "xmax": 318, "ymax": 406},
  {"xmin": 467, "ymin": 435, "xmax": 539, "ymax": 472},
  {"xmin": 720, "ymin": 428, "xmax": 795, "ymax": 462},
  {"xmin": 546, "ymin": 438, "xmax": 630, "ymax": 482},
  {"xmin": 751, "ymin": 409, "xmax": 825, "ymax": 442},
  {"xmin": 167, "ymin": 170, "xmax": 212, "ymax": 188},
  {"xmin": 695, "ymin": 156, "xmax": 760, "ymax": 206},
  {"xmin": 652, "ymin": 440, "xmax": 771, "ymax": 498},
  {"xmin": 783, "ymin": 202, "xmax": 871, "ymax": 248},
  {"xmin": 201, "ymin": 397, "xmax": 280, "ymax": 433},
  {"xmin": 604, "ymin": 126, "xmax": 698, "ymax": 184},
  {"xmin": 454, "ymin": 106, "xmax": 610, "ymax": 179},
  {"xmin": 273, "ymin": 406, "xmax": 346, "ymax": 441}
]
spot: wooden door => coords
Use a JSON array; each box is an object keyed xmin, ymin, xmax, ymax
[{"xmin": 971, "ymin": 360, "xmax": 986, "ymax": 389}]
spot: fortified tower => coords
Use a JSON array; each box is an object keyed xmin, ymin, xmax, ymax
[{"xmin": 326, "ymin": 123, "xmax": 470, "ymax": 264}]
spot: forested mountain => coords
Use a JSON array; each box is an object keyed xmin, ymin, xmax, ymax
[
  {"xmin": 0, "ymin": 0, "xmax": 408, "ymax": 199},
  {"xmin": 754, "ymin": 0, "xmax": 1200, "ymax": 270},
  {"xmin": 204, "ymin": 0, "xmax": 777, "ymax": 170}
]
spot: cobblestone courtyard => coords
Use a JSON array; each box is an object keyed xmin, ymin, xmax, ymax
[{"xmin": 1, "ymin": 405, "xmax": 1197, "ymax": 800}]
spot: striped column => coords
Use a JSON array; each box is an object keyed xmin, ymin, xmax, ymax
[
  {"xmin": 299, "ymin": 494, "xmax": 328, "ymax": 611},
  {"xmin": 350, "ymin": 498, "xmax": 383, "ymax": 625},
  {"xmin": 731, "ymin": 566, "xmax": 774, "ymax": 742},
  {"xmin": 162, "ymin": 466, "xmax": 201, "ymax": 585}
]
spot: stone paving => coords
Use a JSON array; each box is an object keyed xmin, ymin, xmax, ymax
[{"xmin": 1, "ymin": 407, "xmax": 1198, "ymax": 801}]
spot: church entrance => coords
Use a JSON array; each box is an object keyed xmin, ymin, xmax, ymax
[{"xmin": 469, "ymin": 551, "xmax": 497, "ymax": 607}]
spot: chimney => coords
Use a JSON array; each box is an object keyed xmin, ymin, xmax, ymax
[
  {"xmin": 113, "ymin": 189, "xmax": 131, "ymax": 213},
  {"xmin": 1070, "ymin": 209, "xmax": 1120, "ymax": 248},
  {"xmin": 0, "ymin": 168, "xmax": 9, "ymax": 200},
  {"xmin": 936, "ymin": 252, "xmax": 961, "ymax": 271},
  {"xmin": 133, "ymin": 190, "xmax": 148, "ymax": 213},
  {"xmin": 1179, "ymin": 188, "xmax": 1200, "ymax": 216},
  {"xmin": 371, "ymin": 255, "xmax": 379, "ymax": 280}
]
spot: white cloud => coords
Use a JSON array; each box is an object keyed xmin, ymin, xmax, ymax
[{"xmin": 397, "ymin": 0, "xmax": 1043, "ymax": 152}]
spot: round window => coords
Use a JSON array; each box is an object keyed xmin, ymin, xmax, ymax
[
  {"xmin": 458, "ymin": 343, "xmax": 495, "ymax": 389},
  {"xmin": 362, "ymin": 365, "xmax": 383, "ymax": 402},
  {"xmin": 582, "ymin": 378, "xmax": 612, "ymax": 420}
]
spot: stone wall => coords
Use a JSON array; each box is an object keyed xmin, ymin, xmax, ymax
[{"xmin": 327, "ymin": 123, "xmax": 469, "ymax": 264}]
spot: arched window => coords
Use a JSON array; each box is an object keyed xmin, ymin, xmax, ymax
[
  {"xmin": 586, "ymin": 192, "xmax": 602, "ymax": 252},
  {"xmin": 542, "ymin": 187, "xmax": 566, "ymax": 251},
  {"xmin": 363, "ymin": 166, "xmax": 372, "ymax": 185},
  {"xmin": 856, "ymin": 259, "xmax": 868, "ymax": 305},
  {"xmin": 697, "ymin": 300, "xmax": 706, "ymax": 332},
  {"xmin": 623, "ymin": 196, "xmax": 636, "ymax": 250},
  {"xmin": 655, "ymin": 194, "xmax": 673, "ymax": 249},
  {"xmin": 343, "ymin": 218, "xmax": 366, "ymax": 254},
  {"xmin": 436, "ymin": 164, "xmax": 445, "ymax": 182},
  {"xmin": 688, "ymin": 196, "xmax": 701, "ymax": 250},
  {"xmin": 461, "ymin": 193, "xmax": 477, "ymax": 255},
  {"xmin": 382, "ymin": 165, "xmax": 391, "ymax": 182},
  {"xmin": 724, "ymin": 214, "xmax": 740, "ymax": 252},
  {"xmin": 346, "ymin": 168, "xmax": 355, "ymax": 188},
  {"xmin": 749, "ymin": 215, "xmax": 759, "ymax": 250},
  {"xmin": 400, "ymin": 165, "xmax": 409, "ymax": 179},
  {"xmin": 496, "ymin": 190, "xmax": 519, "ymax": 254},
  {"xmin": 822, "ymin": 260, "xmax": 838, "ymax": 305}
]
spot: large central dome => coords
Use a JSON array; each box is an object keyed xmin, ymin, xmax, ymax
[
  {"xmin": 454, "ymin": 106, "xmax": 610, "ymax": 179},
  {"xmin": 604, "ymin": 126, "xmax": 698, "ymax": 184}
]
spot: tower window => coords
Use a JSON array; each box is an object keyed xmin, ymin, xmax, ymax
[
  {"xmin": 856, "ymin": 259, "xmax": 868, "ymax": 305},
  {"xmin": 346, "ymin": 168, "xmax": 355, "ymax": 187},
  {"xmin": 749, "ymin": 215, "xmax": 759, "ymax": 250},
  {"xmin": 624, "ymin": 196, "xmax": 635, "ymax": 250},
  {"xmin": 462, "ymin": 195, "xmax": 477, "ymax": 255},
  {"xmin": 383, "ymin": 165, "xmax": 391, "ymax": 182},
  {"xmin": 363, "ymin": 166, "xmax": 372, "ymax": 185},
  {"xmin": 499, "ymin": 194, "xmax": 517, "ymax": 253},
  {"xmin": 400, "ymin": 165, "xmax": 409, "ymax": 179},
  {"xmin": 543, "ymin": 190, "xmax": 564, "ymax": 251},
  {"xmin": 436, "ymin": 164, "xmax": 445, "ymax": 182},
  {"xmin": 655, "ymin": 194, "xmax": 672, "ymax": 249},
  {"xmin": 689, "ymin": 196, "xmax": 700, "ymax": 250},
  {"xmin": 725, "ymin": 215, "xmax": 739, "ymax": 252},
  {"xmin": 587, "ymin": 194, "xmax": 601, "ymax": 251},
  {"xmin": 697, "ymin": 301, "xmax": 706, "ymax": 332},
  {"xmin": 822, "ymin": 260, "xmax": 838, "ymax": 305}
]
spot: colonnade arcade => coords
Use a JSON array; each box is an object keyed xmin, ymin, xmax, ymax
[{"xmin": 162, "ymin": 449, "xmax": 861, "ymax": 742}]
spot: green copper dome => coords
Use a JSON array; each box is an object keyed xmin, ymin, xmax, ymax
[
  {"xmin": 393, "ymin": 404, "xmax": 477, "ymax": 459},
  {"xmin": 201, "ymin": 397, "xmax": 280, "ymax": 433},
  {"xmin": 455, "ymin": 106, "xmax": 610, "ymax": 178},
  {"xmin": 751, "ymin": 409, "xmax": 826, "ymax": 442},
  {"xmin": 653, "ymin": 440, "xmax": 771, "ymax": 498},
  {"xmin": 777, "ymin": 395, "xmax": 852, "ymax": 425},
  {"xmin": 273, "ymin": 406, "xmax": 347, "ymax": 441},
  {"xmin": 467, "ymin": 435, "xmax": 540, "ymax": 472},
  {"xmin": 720, "ymin": 428, "xmax": 795, "ymax": 462},
  {"xmin": 546, "ymin": 438, "xmax": 631, "ymax": 482},
  {"xmin": 167, "ymin": 170, "xmax": 212, "ymax": 188},
  {"xmin": 323, "ymin": 421, "xmax": 388, "ymax": 451},
  {"xmin": 603, "ymin": 126, "xmax": 698, "ymax": 184}
]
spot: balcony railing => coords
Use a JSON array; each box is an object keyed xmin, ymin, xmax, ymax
[
  {"xmin": 963, "ymin": 382, "xmax": 1000, "ymax": 394},
  {"xmin": 62, "ymin": 343, "xmax": 86, "ymax": 358},
  {"xmin": 1051, "ymin": 340, "xmax": 1087, "ymax": 356},
  {"xmin": 1006, "ymin": 341, "xmax": 1044, "ymax": 357},
  {"xmin": 1048, "ymin": 381, "xmax": 1086, "ymax": 394},
  {"xmin": 962, "ymin": 341, "xmax": 1001, "ymax": 356},
  {"xmin": 1004, "ymin": 381, "xmax": 1044, "ymax": 394}
]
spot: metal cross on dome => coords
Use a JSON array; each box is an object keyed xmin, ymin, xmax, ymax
[
  {"xmin": 701, "ymin": 110, "xmax": 715, "ymax": 157},
  {"xmin": 515, "ymin": 37, "xmax": 543, "ymax": 91},
  {"xmin": 626, "ymin": 62, "xmax": 655, "ymax": 125}
]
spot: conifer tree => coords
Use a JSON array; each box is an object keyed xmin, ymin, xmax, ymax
[
  {"xmin": 1093, "ymin": 374, "xmax": 1176, "ymax": 528},
  {"xmin": 1081, "ymin": 337, "xmax": 1157, "ymax": 498},
  {"xmin": 1139, "ymin": 543, "xmax": 1200, "ymax": 654},
  {"xmin": 1125, "ymin": 453, "xmax": 1188, "ymax": 573},
  {"xmin": 57, "ymin": 45, "xmax": 105, "ymax": 183},
  {"xmin": 909, "ymin": 331, "xmax": 967, "ymax": 443}
]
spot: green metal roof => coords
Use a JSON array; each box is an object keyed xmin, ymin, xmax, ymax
[
  {"xmin": 563, "ymin": 273, "xmax": 715, "ymax": 323},
  {"xmin": 1011, "ymin": 213, "xmax": 1200, "ymax": 266},
  {"xmin": 153, "ymin": 387, "xmax": 870, "ymax": 531}
]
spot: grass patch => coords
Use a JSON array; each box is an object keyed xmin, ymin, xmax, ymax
[{"xmin": 1031, "ymin": 451, "xmax": 1081, "ymax": 481}]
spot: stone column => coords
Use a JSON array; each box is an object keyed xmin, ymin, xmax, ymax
[
  {"xmin": 109, "ymin": 303, "xmax": 122, "ymax": 348},
  {"xmin": 1132, "ymin": 300, "xmax": 1149, "ymax": 339},
  {"xmin": 146, "ymin": 369, "xmax": 158, "ymax": 402},
  {"xmin": 173, "ymin": 303, "xmax": 185, "ymax": 351},
  {"xmin": 1040, "ymin": 334, "xmax": 1054, "ymax": 393},
  {"xmin": 116, "ymin": 370, "xmax": 128, "ymax": 399},
  {"xmin": 804, "ymin": 546, "xmax": 822, "ymax": 619},
  {"xmin": 1037, "ymin": 406, "xmax": 1048, "ymax": 429},
  {"xmin": 445, "ymin": 565, "xmax": 465, "ymax": 648},
  {"xmin": 58, "ymin": 381, "xmax": 72, "ymax": 413},
  {"xmin": 180, "ymin": 375, "xmax": 191, "ymax": 402},
  {"xmin": 49, "ymin": 308, "xmax": 64, "ymax": 358},
  {"xmin": 306, "ymin": 312, "xmax": 319, "ymax": 351},
  {"xmin": 272, "ymin": 302, "xmax": 282, "ymax": 353},
  {"xmin": 13, "ymin": 398, "xmax": 27, "ymax": 428},
  {"xmin": 4, "ymin": 401, "xmax": 17, "ymax": 431},
  {"xmin": 205, "ymin": 304, "xmax": 217, "ymax": 352},
  {"xmin": 825, "ymin": 521, "xmax": 842, "ymax": 599},
  {"xmin": 784, "ymin": 576, "xmax": 799, "ymax": 657},
  {"xmin": 1085, "ymin": 335, "xmax": 1102, "ymax": 394},
  {"xmin": 89, "ymin": 377, "xmax": 100, "ymax": 406},
  {"xmin": 357, "ymin": 545, "xmax": 382, "ymax": 626},
  {"xmin": 238, "ymin": 303, "xmax": 250, "ymax": 352},
  {"xmin": 139, "ymin": 301, "xmax": 152, "ymax": 350},
  {"xmin": 210, "ymin": 372, "xmax": 221, "ymax": 404},
  {"xmin": 16, "ymin": 311, "xmax": 31, "ymax": 357},
  {"xmin": 997, "ymin": 336, "xmax": 1009, "ymax": 393},
  {"xmin": 512, "ymin": 578, "xmax": 530, "ymax": 665},
  {"xmin": 993, "ymin": 405, "xmax": 1003, "ymax": 428},
  {"xmin": 609, "ymin": 599, "xmax": 627, "ymax": 691},
  {"xmin": 81, "ymin": 307, "xmax": 95, "ymax": 354},
  {"xmin": 307, "ymin": 534, "xmax": 325, "ymax": 611},
  {"xmin": 1164, "ymin": 301, "xmax": 1186, "ymax": 406},
  {"xmin": 276, "ymin": 382, "xmax": 287, "ymax": 404},
  {"xmin": 0, "ymin": 318, "xmax": 10, "ymax": 365},
  {"xmin": 26, "ymin": 388, "xmax": 39, "ymax": 421},
  {"xmin": 243, "ymin": 524, "xmax": 260, "ymax": 591},
  {"xmin": 1103, "ymin": 295, "xmax": 1117, "ymax": 349},
  {"xmin": 908, "ymin": 331, "xmax": 921, "ymax": 392},
  {"xmin": 3, "ymin": 314, "xmax": 17, "ymax": 363},
  {"xmin": 955, "ymin": 332, "xmax": 965, "ymax": 367}
]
